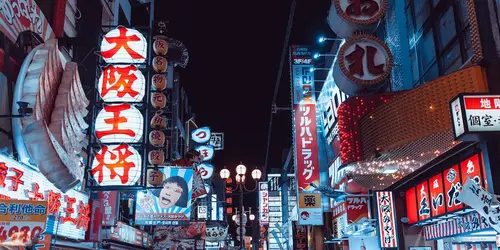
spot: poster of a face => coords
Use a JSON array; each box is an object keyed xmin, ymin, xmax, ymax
[
  {"xmin": 135, "ymin": 167, "xmax": 194, "ymax": 225},
  {"xmin": 348, "ymin": 236, "xmax": 381, "ymax": 250}
]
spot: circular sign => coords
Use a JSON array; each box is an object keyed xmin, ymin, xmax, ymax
[
  {"xmin": 198, "ymin": 163, "xmax": 214, "ymax": 180},
  {"xmin": 328, "ymin": 0, "xmax": 387, "ymax": 38},
  {"xmin": 95, "ymin": 103, "xmax": 144, "ymax": 143},
  {"xmin": 191, "ymin": 127, "xmax": 211, "ymax": 144},
  {"xmin": 195, "ymin": 145, "xmax": 215, "ymax": 161},
  {"xmin": 333, "ymin": 34, "xmax": 393, "ymax": 96},
  {"xmin": 98, "ymin": 65, "xmax": 146, "ymax": 102},
  {"xmin": 91, "ymin": 144, "xmax": 142, "ymax": 186},
  {"xmin": 100, "ymin": 27, "xmax": 147, "ymax": 64}
]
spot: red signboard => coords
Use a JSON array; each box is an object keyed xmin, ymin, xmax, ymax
[
  {"xmin": 443, "ymin": 165, "xmax": 463, "ymax": 212},
  {"xmin": 429, "ymin": 173, "xmax": 445, "ymax": 216},
  {"xmin": 99, "ymin": 191, "xmax": 119, "ymax": 226},
  {"xmin": 332, "ymin": 202, "xmax": 346, "ymax": 220},
  {"xmin": 416, "ymin": 181, "xmax": 431, "ymax": 221},
  {"xmin": 294, "ymin": 103, "xmax": 321, "ymax": 191},
  {"xmin": 376, "ymin": 191, "xmax": 398, "ymax": 248},
  {"xmin": 346, "ymin": 196, "xmax": 369, "ymax": 223},
  {"xmin": 460, "ymin": 154, "xmax": 482, "ymax": 187},
  {"xmin": 110, "ymin": 222, "xmax": 144, "ymax": 247},
  {"xmin": 405, "ymin": 187, "xmax": 418, "ymax": 224}
]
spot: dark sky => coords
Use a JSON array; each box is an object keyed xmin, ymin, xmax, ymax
[{"xmin": 155, "ymin": 0, "xmax": 332, "ymax": 176}]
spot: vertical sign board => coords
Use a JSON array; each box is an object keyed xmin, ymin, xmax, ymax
[
  {"xmin": 259, "ymin": 182, "xmax": 269, "ymax": 224},
  {"xmin": 291, "ymin": 45, "xmax": 323, "ymax": 225},
  {"xmin": 376, "ymin": 192, "xmax": 398, "ymax": 248}
]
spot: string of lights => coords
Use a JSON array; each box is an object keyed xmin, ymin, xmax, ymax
[{"xmin": 262, "ymin": 0, "xmax": 298, "ymax": 179}]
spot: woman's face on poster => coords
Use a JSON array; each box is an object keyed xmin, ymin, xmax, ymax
[{"xmin": 159, "ymin": 182, "xmax": 183, "ymax": 208}]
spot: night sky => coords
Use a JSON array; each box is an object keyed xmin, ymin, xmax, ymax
[{"xmin": 156, "ymin": 0, "xmax": 331, "ymax": 175}]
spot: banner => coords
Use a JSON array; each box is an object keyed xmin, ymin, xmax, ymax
[
  {"xmin": 291, "ymin": 45, "xmax": 323, "ymax": 226},
  {"xmin": 0, "ymin": 199, "xmax": 48, "ymax": 246},
  {"xmin": 153, "ymin": 222, "xmax": 206, "ymax": 249},
  {"xmin": 0, "ymin": 0, "xmax": 55, "ymax": 43},
  {"xmin": 135, "ymin": 167, "xmax": 194, "ymax": 225},
  {"xmin": 109, "ymin": 222, "xmax": 146, "ymax": 247},
  {"xmin": 457, "ymin": 177, "xmax": 500, "ymax": 233},
  {"xmin": 297, "ymin": 193, "xmax": 323, "ymax": 225},
  {"xmin": 100, "ymin": 191, "xmax": 119, "ymax": 226},
  {"xmin": 346, "ymin": 196, "xmax": 369, "ymax": 223},
  {"xmin": 259, "ymin": 182, "xmax": 269, "ymax": 224},
  {"xmin": 376, "ymin": 191, "xmax": 398, "ymax": 248}
]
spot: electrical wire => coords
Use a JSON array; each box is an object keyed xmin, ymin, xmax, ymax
[{"xmin": 262, "ymin": 0, "xmax": 298, "ymax": 179}]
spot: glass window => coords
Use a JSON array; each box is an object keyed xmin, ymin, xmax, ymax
[
  {"xmin": 438, "ymin": 8, "xmax": 457, "ymax": 50},
  {"xmin": 442, "ymin": 42, "xmax": 461, "ymax": 73},
  {"xmin": 410, "ymin": 49, "xmax": 420, "ymax": 83},
  {"xmin": 414, "ymin": 1, "xmax": 430, "ymax": 31},
  {"xmin": 417, "ymin": 30, "xmax": 436, "ymax": 69},
  {"xmin": 457, "ymin": 0, "xmax": 469, "ymax": 26},
  {"xmin": 464, "ymin": 26, "xmax": 473, "ymax": 58},
  {"xmin": 423, "ymin": 63, "xmax": 439, "ymax": 83}
]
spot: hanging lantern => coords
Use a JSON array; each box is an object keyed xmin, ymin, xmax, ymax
[
  {"xmin": 149, "ymin": 130, "xmax": 165, "ymax": 147},
  {"xmin": 152, "ymin": 56, "xmax": 167, "ymax": 73},
  {"xmin": 100, "ymin": 26, "xmax": 147, "ymax": 64},
  {"xmin": 152, "ymin": 74, "xmax": 167, "ymax": 91},
  {"xmin": 151, "ymin": 110, "xmax": 167, "ymax": 129},
  {"xmin": 148, "ymin": 150, "xmax": 165, "ymax": 165},
  {"xmin": 198, "ymin": 163, "xmax": 214, "ymax": 180},
  {"xmin": 147, "ymin": 169, "xmax": 164, "ymax": 186},
  {"xmin": 95, "ymin": 103, "xmax": 144, "ymax": 143},
  {"xmin": 153, "ymin": 39, "xmax": 168, "ymax": 55},
  {"xmin": 91, "ymin": 144, "xmax": 142, "ymax": 186},
  {"xmin": 98, "ymin": 65, "xmax": 146, "ymax": 102},
  {"xmin": 191, "ymin": 127, "xmax": 211, "ymax": 144},
  {"xmin": 151, "ymin": 92, "xmax": 167, "ymax": 109},
  {"xmin": 195, "ymin": 145, "xmax": 215, "ymax": 161}
]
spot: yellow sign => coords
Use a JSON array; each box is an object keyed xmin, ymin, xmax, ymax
[
  {"xmin": 298, "ymin": 193, "xmax": 322, "ymax": 209},
  {"xmin": 0, "ymin": 199, "xmax": 48, "ymax": 246}
]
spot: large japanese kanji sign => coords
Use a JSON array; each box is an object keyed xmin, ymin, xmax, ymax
[
  {"xmin": 333, "ymin": 34, "xmax": 393, "ymax": 96},
  {"xmin": 450, "ymin": 94, "xmax": 500, "ymax": 141},
  {"xmin": 0, "ymin": 155, "xmax": 90, "ymax": 240},
  {"xmin": 100, "ymin": 26, "xmax": 147, "ymax": 64},
  {"xmin": 98, "ymin": 65, "xmax": 146, "ymax": 102},
  {"xmin": 91, "ymin": 144, "xmax": 142, "ymax": 186},
  {"xmin": 376, "ymin": 191, "xmax": 398, "ymax": 248}
]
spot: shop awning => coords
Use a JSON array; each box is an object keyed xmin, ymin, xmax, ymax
[{"xmin": 337, "ymin": 66, "xmax": 488, "ymax": 190}]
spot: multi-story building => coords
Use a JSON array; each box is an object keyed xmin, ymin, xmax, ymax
[{"xmin": 292, "ymin": 0, "xmax": 500, "ymax": 250}]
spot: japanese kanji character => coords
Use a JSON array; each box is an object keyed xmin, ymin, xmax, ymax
[
  {"xmin": 9, "ymin": 168, "xmax": 24, "ymax": 191},
  {"xmin": 346, "ymin": 0, "xmax": 380, "ymax": 17},
  {"xmin": 381, "ymin": 204, "xmax": 390, "ymax": 213},
  {"xmin": 62, "ymin": 196, "xmax": 76, "ymax": 224},
  {"xmin": 101, "ymin": 27, "xmax": 145, "ymax": 60},
  {"xmin": 21, "ymin": 204, "xmax": 34, "ymax": 214},
  {"xmin": 25, "ymin": 183, "xmax": 44, "ymax": 201},
  {"xmin": 419, "ymin": 196, "xmax": 430, "ymax": 216},
  {"xmin": 300, "ymin": 105, "xmax": 310, "ymax": 116},
  {"xmin": 481, "ymin": 98, "xmax": 491, "ymax": 109},
  {"xmin": 469, "ymin": 115, "xmax": 481, "ymax": 126},
  {"xmin": 304, "ymin": 195, "xmax": 316, "ymax": 206},
  {"xmin": 101, "ymin": 65, "xmax": 140, "ymax": 99},
  {"xmin": 47, "ymin": 190, "xmax": 62, "ymax": 215},
  {"xmin": 8, "ymin": 203, "xmax": 19, "ymax": 214},
  {"xmin": 92, "ymin": 144, "xmax": 138, "ymax": 184},
  {"xmin": 0, "ymin": 203, "xmax": 7, "ymax": 214},
  {"xmin": 95, "ymin": 104, "xmax": 137, "ymax": 139},
  {"xmin": 76, "ymin": 201, "xmax": 90, "ymax": 230},
  {"xmin": 380, "ymin": 194, "xmax": 390, "ymax": 204},
  {"xmin": 495, "ymin": 98, "xmax": 500, "ymax": 108},
  {"xmin": 33, "ymin": 204, "xmax": 46, "ymax": 215},
  {"xmin": 482, "ymin": 114, "xmax": 493, "ymax": 126},
  {"xmin": 0, "ymin": 162, "xmax": 7, "ymax": 188}
]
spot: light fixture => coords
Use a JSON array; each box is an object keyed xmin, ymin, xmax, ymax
[
  {"xmin": 236, "ymin": 164, "xmax": 247, "ymax": 175},
  {"xmin": 310, "ymin": 67, "xmax": 330, "ymax": 72},
  {"xmin": 251, "ymin": 168, "xmax": 262, "ymax": 180},
  {"xmin": 220, "ymin": 168, "xmax": 230, "ymax": 179},
  {"xmin": 318, "ymin": 36, "xmax": 344, "ymax": 43},
  {"xmin": 381, "ymin": 164, "xmax": 399, "ymax": 174},
  {"xmin": 249, "ymin": 214, "xmax": 255, "ymax": 221},
  {"xmin": 232, "ymin": 214, "xmax": 237, "ymax": 221},
  {"xmin": 313, "ymin": 53, "xmax": 320, "ymax": 59},
  {"xmin": 236, "ymin": 174, "xmax": 243, "ymax": 183},
  {"xmin": 314, "ymin": 53, "xmax": 337, "ymax": 60}
]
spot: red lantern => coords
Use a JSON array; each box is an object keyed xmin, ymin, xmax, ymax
[
  {"xmin": 152, "ymin": 74, "xmax": 167, "ymax": 91},
  {"xmin": 152, "ymin": 56, "xmax": 167, "ymax": 73},
  {"xmin": 151, "ymin": 93, "xmax": 167, "ymax": 109},
  {"xmin": 149, "ymin": 130, "xmax": 165, "ymax": 147},
  {"xmin": 153, "ymin": 39, "xmax": 168, "ymax": 55},
  {"xmin": 148, "ymin": 150, "xmax": 165, "ymax": 165}
]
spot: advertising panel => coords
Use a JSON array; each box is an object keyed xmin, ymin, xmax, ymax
[
  {"xmin": 110, "ymin": 222, "xmax": 145, "ymax": 247},
  {"xmin": 297, "ymin": 193, "xmax": 323, "ymax": 225},
  {"xmin": 429, "ymin": 173, "xmax": 445, "ymax": 216},
  {"xmin": 348, "ymin": 236, "xmax": 381, "ymax": 250},
  {"xmin": 376, "ymin": 191, "xmax": 398, "ymax": 248},
  {"xmin": 405, "ymin": 187, "xmax": 418, "ymax": 224},
  {"xmin": 450, "ymin": 94, "xmax": 500, "ymax": 140},
  {"xmin": 416, "ymin": 181, "xmax": 431, "ymax": 220},
  {"xmin": 346, "ymin": 196, "xmax": 369, "ymax": 223},
  {"xmin": 460, "ymin": 153, "xmax": 483, "ymax": 187},
  {"xmin": 443, "ymin": 165, "xmax": 463, "ymax": 212},
  {"xmin": 99, "ymin": 191, "xmax": 119, "ymax": 226},
  {"xmin": 0, "ymin": 155, "xmax": 89, "ymax": 240},
  {"xmin": 0, "ymin": 200, "xmax": 47, "ymax": 246},
  {"xmin": 135, "ymin": 167, "xmax": 194, "ymax": 225},
  {"xmin": 0, "ymin": 0, "xmax": 55, "ymax": 43},
  {"xmin": 291, "ymin": 45, "xmax": 323, "ymax": 225},
  {"xmin": 259, "ymin": 182, "xmax": 269, "ymax": 224}
]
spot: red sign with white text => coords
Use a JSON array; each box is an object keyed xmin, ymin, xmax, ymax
[
  {"xmin": 443, "ymin": 165, "xmax": 463, "ymax": 212},
  {"xmin": 464, "ymin": 96, "xmax": 500, "ymax": 110},
  {"xmin": 0, "ymin": 0, "xmax": 55, "ymax": 44},
  {"xmin": 346, "ymin": 196, "xmax": 368, "ymax": 223},
  {"xmin": 405, "ymin": 188, "xmax": 418, "ymax": 224},
  {"xmin": 460, "ymin": 154, "xmax": 483, "ymax": 187},
  {"xmin": 99, "ymin": 191, "xmax": 118, "ymax": 226},
  {"xmin": 416, "ymin": 181, "xmax": 431, "ymax": 221},
  {"xmin": 376, "ymin": 191, "xmax": 398, "ymax": 248},
  {"xmin": 294, "ymin": 103, "xmax": 321, "ymax": 191},
  {"xmin": 429, "ymin": 173, "xmax": 445, "ymax": 216},
  {"xmin": 109, "ymin": 222, "xmax": 145, "ymax": 247}
]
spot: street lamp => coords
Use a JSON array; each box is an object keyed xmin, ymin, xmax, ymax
[
  {"xmin": 220, "ymin": 164, "xmax": 262, "ymax": 250},
  {"xmin": 309, "ymin": 67, "xmax": 330, "ymax": 72},
  {"xmin": 314, "ymin": 53, "xmax": 337, "ymax": 59},
  {"xmin": 318, "ymin": 36, "xmax": 344, "ymax": 43}
]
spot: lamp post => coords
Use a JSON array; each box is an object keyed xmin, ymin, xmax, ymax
[{"xmin": 220, "ymin": 164, "xmax": 262, "ymax": 250}]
